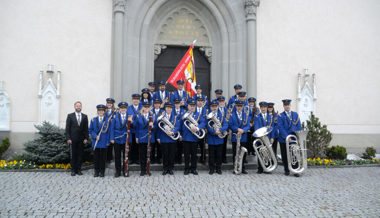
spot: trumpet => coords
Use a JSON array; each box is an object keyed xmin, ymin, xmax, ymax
[
  {"xmin": 286, "ymin": 129, "xmax": 308, "ymax": 175},
  {"xmin": 157, "ymin": 113, "xmax": 180, "ymax": 140},
  {"xmin": 206, "ymin": 111, "xmax": 227, "ymax": 138},
  {"xmin": 182, "ymin": 112, "xmax": 206, "ymax": 139},
  {"xmin": 253, "ymin": 126, "xmax": 278, "ymax": 173}
]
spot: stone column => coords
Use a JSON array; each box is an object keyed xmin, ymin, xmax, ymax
[
  {"xmin": 112, "ymin": 0, "xmax": 126, "ymax": 102},
  {"xmin": 245, "ymin": 0, "xmax": 260, "ymax": 97}
]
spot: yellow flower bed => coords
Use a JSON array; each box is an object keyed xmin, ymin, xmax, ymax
[
  {"xmin": 1, "ymin": 160, "xmax": 91, "ymax": 170},
  {"xmin": 307, "ymin": 158, "xmax": 335, "ymax": 166}
]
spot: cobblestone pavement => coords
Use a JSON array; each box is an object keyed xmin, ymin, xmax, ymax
[{"xmin": 1, "ymin": 167, "xmax": 379, "ymax": 217}]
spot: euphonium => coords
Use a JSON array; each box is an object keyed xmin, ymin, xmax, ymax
[
  {"xmin": 206, "ymin": 111, "xmax": 227, "ymax": 138},
  {"xmin": 157, "ymin": 113, "xmax": 180, "ymax": 140},
  {"xmin": 285, "ymin": 129, "xmax": 308, "ymax": 175},
  {"xmin": 253, "ymin": 126, "xmax": 278, "ymax": 172},
  {"xmin": 182, "ymin": 112, "xmax": 206, "ymax": 139}
]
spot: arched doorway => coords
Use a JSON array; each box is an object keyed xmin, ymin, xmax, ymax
[{"xmin": 154, "ymin": 46, "xmax": 211, "ymax": 99}]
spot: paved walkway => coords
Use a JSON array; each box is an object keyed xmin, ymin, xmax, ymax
[{"xmin": 1, "ymin": 167, "xmax": 379, "ymax": 217}]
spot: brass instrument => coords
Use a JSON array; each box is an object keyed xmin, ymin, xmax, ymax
[
  {"xmin": 233, "ymin": 133, "xmax": 247, "ymax": 174},
  {"xmin": 206, "ymin": 111, "xmax": 227, "ymax": 138},
  {"xmin": 253, "ymin": 126, "xmax": 278, "ymax": 172},
  {"xmin": 226, "ymin": 102, "xmax": 235, "ymax": 121},
  {"xmin": 286, "ymin": 129, "xmax": 308, "ymax": 175},
  {"xmin": 182, "ymin": 112, "xmax": 206, "ymax": 139},
  {"xmin": 157, "ymin": 113, "xmax": 181, "ymax": 140}
]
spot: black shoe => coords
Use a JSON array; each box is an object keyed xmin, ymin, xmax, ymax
[
  {"xmin": 114, "ymin": 172, "xmax": 120, "ymax": 178},
  {"xmin": 100, "ymin": 172, "xmax": 105, "ymax": 177},
  {"xmin": 216, "ymin": 169, "xmax": 222, "ymax": 175},
  {"xmin": 157, "ymin": 159, "xmax": 162, "ymax": 164},
  {"xmin": 184, "ymin": 169, "xmax": 190, "ymax": 175},
  {"xmin": 294, "ymin": 173, "xmax": 300, "ymax": 177},
  {"xmin": 71, "ymin": 172, "xmax": 76, "ymax": 176},
  {"xmin": 77, "ymin": 171, "xmax": 83, "ymax": 176},
  {"xmin": 244, "ymin": 159, "xmax": 248, "ymax": 164},
  {"xmin": 209, "ymin": 169, "xmax": 214, "ymax": 175},
  {"xmin": 162, "ymin": 170, "xmax": 167, "ymax": 175},
  {"xmin": 168, "ymin": 170, "xmax": 174, "ymax": 175},
  {"xmin": 222, "ymin": 158, "xmax": 227, "ymax": 164},
  {"xmin": 94, "ymin": 172, "xmax": 99, "ymax": 177},
  {"xmin": 257, "ymin": 170, "xmax": 263, "ymax": 174},
  {"xmin": 140, "ymin": 172, "xmax": 145, "ymax": 176},
  {"xmin": 242, "ymin": 169, "xmax": 248, "ymax": 174},
  {"xmin": 285, "ymin": 172, "xmax": 290, "ymax": 176},
  {"xmin": 191, "ymin": 170, "xmax": 198, "ymax": 175}
]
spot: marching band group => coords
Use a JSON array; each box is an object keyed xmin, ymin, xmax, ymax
[{"xmin": 70, "ymin": 79, "xmax": 303, "ymax": 178}]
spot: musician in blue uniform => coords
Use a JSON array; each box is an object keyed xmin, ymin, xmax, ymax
[
  {"xmin": 105, "ymin": 98, "xmax": 116, "ymax": 163},
  {"xmin": 206, "ymin": 100, "xmax": 228, "ymax": 175},
  {"xmin": 127, "ymin": 94, "xmax": 142, "ymax": 165},
  {"xmin": 134, "ymin": 101, "xmax": 156, "ymax": 176},
  {"xmin": 247, "ymin": 97, "xmax": 258, "ymax": 155},
  {"xmin": 195, "ymin": 95, "xmax": 208, "ymax": 164},
  {"xmin": 217, "ymin": 96, "xmax": 228, "ymax": 163},
  {"xmin": 154, "ymin": 81, "xmax": 171, "ymax": 109},
  {"xmin": 254, "ymin": 101, "xmax": 274, "ymax": 174},
  {"xmin": 140, "ymin": 88, "xmax": 152, "ymax": 107},
  {"xmin": 228, "ymin": 100, "xmax": 251, "ymax": 174},
  {"xmin": 151, "ymin": 97, "xmax": 163, "ymax": 164},
  {"xmin": 89, "ymin": 104, "xmax": 109, "ymax": 177},
  {"xmin": 227, "ymin": 84, "xmax": 242, "ymax": 109},
  {"xmin": 268, "ymin": 102, "xmax": 279, "ymax": 158},
  {"xmin": 148, "ymin": 82, "xmax": 156, "ymax": 99},
  {"xmin": 171, "ymin": 79, "xmax": 189, "ymax": 109},
  {"xmin": 173, "ymin": 97, "xmax": 186, "ymax": 164},
  {"xmin": 192, "ymin": 84, "xmax": 208, "ymax": 108},
  {"xmin": 109, "ymin": 102, "xmax": 128, "ymax": 177},
  {"xmin": 157, "ymin": 102, "xmax": 180, "ymax": 175},
  {"xmin": 182, "ymin": 98, "xmax": 206, "ymax": 175},
  {"xmin": 277, "ymin": 99, "xmax": 302, "ymax": 177}
]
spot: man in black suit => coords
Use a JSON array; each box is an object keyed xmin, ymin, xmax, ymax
[{"xmin": 65, "ymin": 101, "xmax": 89, "ymax": 176}]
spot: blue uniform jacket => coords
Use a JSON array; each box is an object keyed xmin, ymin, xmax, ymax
[
  {"xmin": 127, "ymin": 104, "xmax": 141, "ymax": 134},
  {"xmin": 271, "ymin": 113, "xmax": 279, "ymax": 139},
  {"xmin": 181, "ymin": 111, "xmax": 206, "ymax": 142},
  {"xmin": 154, "ymin": 90, "xmax": 171, "ymax": 104},
  {"xmin": 157, "ymin": 113, "xmax": 180, "ymax": 143},
  {"xmin": 277, "ymin": 111, "xmax": 302, "ymax": 143},
  {"xmin": 173, "ymin": 107, "xmax": 186, "ymax": 134},
  {"xmin": 206, "ymin": 110, "xmax": 229, "ymax": 145},
  {"xmin": 109, "ymin": 112, "xmax": 128, "ymax": 144},
  {"xmin": 171, "ymin": 90, "xmax": 189, "ymax": 108},
  {"xmin": 254, "ymin": 113, "xmax": 274, "ymax": 139},
  {"xmin": 89, "ymin": 116, "xmax": 109, "ymax": 149},
  {"xmin": 138, "ymin": 99, "xmax": 153, "ymax": 108},
  {"xmin": 228, "ymin": 110, "xmax": 251, "ymax": 143},
  {"xmin": 134, "ymin": 112, "xmax": 157, "ymax": 144},
  {"xmin": 152, "ymin": 108, "xmax": 163, "ymax": 140}
]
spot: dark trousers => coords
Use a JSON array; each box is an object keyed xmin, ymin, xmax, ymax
[
  {"xmin": 114, "ymin": 143, "xmax": 125, "ymax": 174},
  {"xmin": 94, "ymin": 148, "xmax": 107, "ymax": 174},
  {"xmin": 247, "ymin": 130, "xmax": 254, "ymax": 155},
  {"xmin": 280, "ymin": 142, "xmax": 289, "ymax": 173},
  {"xmin": 151, "ymin": 141, "xmax": 162, "ymax": 162},
  {"xmin": 175, "ymin": 141, "xmax": 183, "ymax": 163},
  {"xmin": 162, "ymin": 143, "xmax": 176, "ymax": 171},
  {"xmin": 272, "ymin": 138, "xmax": 278, "ymax": 157},
  {"xmin": 183, "ymin": 141, "xmax": 198, "ymax": 171},
  {"xmin": 197, "ymin": 138, "xmax": 206, "ymax": 162},
  {"xmin": 138, "ymin": 143, "xmax": 148, "ymax": 173},
  {"xmin": 222, "ymin": 135, "xmax": 228, "ymax": 161},
  {"xmin": 208, "ymin": 144, "xmax": 222, "ymax": 171},
  {"xmin": 129, "ymin": 133, "xmax": 139, "ymax": 163},
  {"xmin": 106, "ymin": 143, "xmax": 114, "ymax": 161},
  {"xmin": 70, "ymin": 142, "xmax": 84, "ymax": 173},
  {"xmin": 232, "ymin": 142, "xmax": 247, "ymax": 170}
]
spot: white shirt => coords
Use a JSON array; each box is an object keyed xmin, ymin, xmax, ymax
[
  {"xmin": 160, "ymin": 91, "xmax": 166, "ymax": 100},
  {"xmin": 262, "ymin": 113, "xmax": 267, "ymax": 120},
  {"xmin": 155, "ymin": 109, "xmax": 160, "ymax": 114},
  {"xmin": 121, "ymin": 113, "xmax": 126, "ymax": 122},
  {"xmin": 134, "ymin": 105, "xmax": 138, "ymax": 111},
  {"xmin": 166, "ymin": 113, "xmax": 171, "ymax": 120},
  {"xmin": 99, "ymin": 116, "xmax": 104, "ymax": 123},
  {"xmin": 75, "ymin": 112, "xmax": 81, "ymax": 122},
  {"xmin": 197, "ymin": 107, "xmax": 202, "ymax": 114}
]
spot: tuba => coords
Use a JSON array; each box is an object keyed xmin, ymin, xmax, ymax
[
  {"xmin": 286, "ymin": 129, "xmax": 308, "ymax": 175},
  {"xmin": 206, "ymin": 111, "xmax": 227, "ymax": 138},
  {"xmin": 157, "ymin": 113, "xmax": 181, "ymax": 140},
  {"xmin": 182, "ymin": 112, "xmax": 206, "ymax": 139},
  {"xmin": 253, "ymin": 126, "xmax": 278, "ymax": 172}
]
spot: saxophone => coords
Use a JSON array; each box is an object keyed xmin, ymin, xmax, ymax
[{"xmin": 233, "ymin": 133, "xmax": 247, "ymax": 174}]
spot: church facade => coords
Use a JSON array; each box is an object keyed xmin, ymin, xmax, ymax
[{"xmin": 0, "ymin": 0, "xmax": 379, "ymax": 153}]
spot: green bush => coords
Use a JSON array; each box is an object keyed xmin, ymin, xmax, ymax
[
  {"xmin": 326, "ymin": 145, "xmax": 347, "ymax": 160},
  {"xmin": 302, "ymin": 112, "xmax": 332, "ymax": 158},
  {"xmin": 362, "ymin": 146, "xmax": 376, "ymax": 159},
  {"xmin": 0, "ymin": 137, "xmax": 11, "ymax": 158},
  {"xmin": 24, "ymin": 121, "xmax": 92, "ymax": 164}
]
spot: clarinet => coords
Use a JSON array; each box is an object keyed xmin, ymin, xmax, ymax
[
  {"xmin": 146, "ymin": 116, "xmax": 153, "ymax": 176},
  {"xmin": 124, "ymin": 120, "xmax": 131, "ymax": 177}
]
